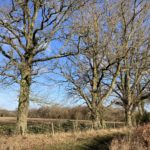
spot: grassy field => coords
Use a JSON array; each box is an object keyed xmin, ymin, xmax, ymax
[{"xmin": 0, "ymin": 128, "xmax": 129, "ymax": 150}]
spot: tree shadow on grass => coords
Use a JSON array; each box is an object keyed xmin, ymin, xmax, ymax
[{"xmin": 76, "ymin": 133, "xmax": 125, "ymax": 150}]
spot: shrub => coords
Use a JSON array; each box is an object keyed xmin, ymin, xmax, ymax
[
  {"xmin": 0, "ymin": 124, "xmax": 15, "ymax": 135},
  {"xmin": 62, "ymin": 120, "xmax": 73, "ymax": 132},
  {"xmin": 135, "ymin": 112, "xmax": 150, "ymax": 125}
]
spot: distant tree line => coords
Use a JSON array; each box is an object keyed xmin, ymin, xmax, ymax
[{"xmin": 0, "ymin": 105, "xmax": 125, "ymax": 122}]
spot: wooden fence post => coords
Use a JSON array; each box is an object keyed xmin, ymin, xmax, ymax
[
  {"xmin": 76, "ymin": 120, "xmax": 78, "ymax": 131},
  {"xmin": 51, "ymin": 122, "xmax": 54, "ymax": 135},
  {"xmin": 113, "ymin": 122, "xmax": 115, "ymax": 128},
  {"xmin": 58, "ymin": 122, "xmax": 61, "ymax": 132},
  {"xmin": 73, "ymin": 121, "xmax": 75, "ymax": 132},
  {"xmin": 91, "ymin": 123, "xmax": 93, "ymax": 130}
]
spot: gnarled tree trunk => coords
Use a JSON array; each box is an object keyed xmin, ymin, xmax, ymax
[
  {"xmin": 91, "ymin": 107, "xmax": 105, "ymax": 129},
  {"xmin": 16, "ymin": 65, "xmax": 31, "ymax": 135},
  {"xmin": 91, "ymin": 110, "xmax": 101, "ymax": 129},
  {"xmin": 125, "ymin": 109, "xmax": 133, "ymax": 127}
]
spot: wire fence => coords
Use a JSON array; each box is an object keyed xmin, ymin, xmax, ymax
[{"xmin": 0, "ymin": 117, "xmax": 125, "ymax": 135}]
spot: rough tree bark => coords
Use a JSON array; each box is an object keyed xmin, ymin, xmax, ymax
[
  {"xmin": 91, "ymin": 105, "xmax": 104, "ymax": 129},
  {"xmin": 16, "ymin": 64, "xmax": 32, "ymax": 135},
  {"xmin": 125, "ymin": 108, "xmax": 133, "ymax": 127}
]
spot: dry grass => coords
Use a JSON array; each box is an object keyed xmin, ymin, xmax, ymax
[
  {"xmin": 1, "ymin": 123, "xmax": 150, "ymax": 150},
  {"xmin": 110, "ymin": 124, "xmax": 150, "ymax": 150},
  {"xmin": 0, "ymin": 128, "xmax": 128, "ymax": 150}
]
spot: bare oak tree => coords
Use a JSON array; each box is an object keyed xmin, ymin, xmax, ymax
[
  {"xmin": 110, "ymin": 0, "xmax": 150, "ymax": 126},
  {"xmin": 57, "ymin": 1, "xmax": 133, "ymax": 128},
  {"xmin": 0, "ymin": 0, "xmax": 88, "ymax": 135}
]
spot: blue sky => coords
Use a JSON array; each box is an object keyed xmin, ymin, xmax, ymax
[
  {"xmin": 0, "ymin": 91, "xmax": 17, "ymax": 110},
  {"xmin": 0, "ymin": 79, "xmax": 70, "ymax": 110}
]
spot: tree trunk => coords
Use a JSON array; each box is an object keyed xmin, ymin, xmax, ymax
[
  {"xmin": 16, "ymin": 65, "xmax": 31, "ymax": 135},
  {"xmin": 91, "ymin": 109, "xmax": 104, "ymax": 129},
  {"xmin": 125, "ymin": 109, "xmax": 133, "ymax": 127}
]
